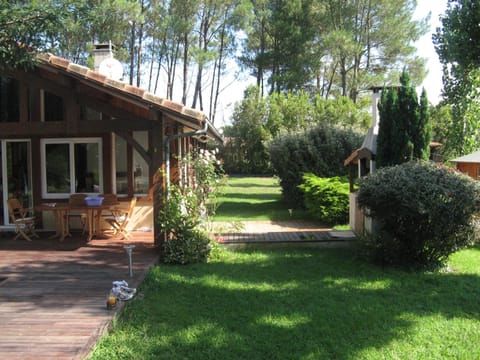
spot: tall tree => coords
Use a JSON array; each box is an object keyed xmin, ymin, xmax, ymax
[
  {"xmin": 266, "ymin": 0, "xmax": 316, "ymax": 93},
  {"xmin": 318, "ymin": 0, "xmax": 428, "ymax": 102},
  {"xmin": 240, "ymin": 0, "xmax": 269, "ymax": 94},
  {"xmin": 433, "ymin": 0, "xmax": 480, "ymax": 156},
  {"xmin": 240, "ymin": 0, "xmax": 428, "ymax": 101},
  {"xmin": 240, "ymin": 0, "xmax": 317, "ymax": 95},
  {"xmin": 0, "ymin": 1, "xmax": 61, "ymax": 69},
  {"xmin": 376, "ymin": 70, "xmax": 430, "ymax": 168}
]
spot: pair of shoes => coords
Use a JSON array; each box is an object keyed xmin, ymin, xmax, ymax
[
  {"xmin": 115, "ymin": 288, "xmax": 135, "ymax": 301},
  {"xmin": 119, "ymin": 285, "xmax": 136, "ymax": 295},
  {"xmin": 111, "ymin": 280, "xmax": 136, "ymax": 301}
]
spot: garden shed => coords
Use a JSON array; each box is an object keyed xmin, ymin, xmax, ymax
[{"xmin": 450, "ymin": 151, "xmax": 480, "ymax": 180}]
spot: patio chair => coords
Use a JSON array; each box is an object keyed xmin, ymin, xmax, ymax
[
  {"xmin": 95, "ymin": 193, "xmax": 118, "ymax": 229},
  {"xmin": 7, "ymin": 198, "xmax": 39, "ymax": 241},
  {"xmin": 66, "ymin": 193, "xmax": 88, "ymax": 234},
  {"xmin": 104, "ymin": 197, "xmax": 137, "ymax": 239}
]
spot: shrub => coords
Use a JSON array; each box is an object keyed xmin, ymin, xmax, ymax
[
  {"xmin": 298, "ymin": 174, "xmax": 350, "ymax": 225},
  {"xmin": 270, "ymin": 124, "xmax": 362, "ymax": 207},
  {"xmin": 357, "ymin": 161, "xmax": 480, "ymax": 269},
  {"xmin": 158, "ymin": 148, "xmax": 225, "ymax": 264},
  {"xmin": 159, "ymin": 186, "xmax": 211, "ymax": 264}
]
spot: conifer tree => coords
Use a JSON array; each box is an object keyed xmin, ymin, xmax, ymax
[{"xmin": 376, "ymin": 70, "xmax": 431, "ymax": 168}]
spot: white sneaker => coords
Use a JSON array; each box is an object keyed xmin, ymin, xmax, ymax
[
  {"xmin": 116, "ymin": 288, "xmax": 135, "ymax": 301},
  {"xmin": 112, "ymin": 280, "xmax": 129, "ymax": 288},
  {"xmin": 120, "ymin": 286, "xmax": 136, "ymax": 295}
]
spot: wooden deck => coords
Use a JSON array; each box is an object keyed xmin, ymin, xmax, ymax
[{"xmin": 0, "ymin": 230, "xmax": 158, "ymax": 360}]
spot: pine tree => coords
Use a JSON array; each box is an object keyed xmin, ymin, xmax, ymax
[
  {"xmin": 376, "ymin": 88, "xmax": 397, "ymax": 167},
  {"xmin": 376, "ymin": 70, "xmax": 431, "ymax": 168}
]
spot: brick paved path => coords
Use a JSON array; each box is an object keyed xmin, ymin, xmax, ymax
[{"xmin": 213, "ymin": 220, "xmax": 355, "ymax": 245}]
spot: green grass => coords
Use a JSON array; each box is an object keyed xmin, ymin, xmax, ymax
[
  {"xmin": 89, "ymin": 246, "xmax": 480, "ymax": 359},
  {"xmin": 89, "ymin": 176, "xmax": 480, "ymax": 358},
  {"xmin": 214, "ymin": 176, "xmax": 310, "ymax": 221}
]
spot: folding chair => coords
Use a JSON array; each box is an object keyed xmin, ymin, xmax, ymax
[
  {"xmin": 95, "ymin": 193, "xmax": 119, "ymax": 234},
  {"xmin": 7, "ymin": 198, "xmax": 39, "ymax": 241},
  {"xmin": 104, "ymin": 197, "xmax": 137, "ymax": 239}
]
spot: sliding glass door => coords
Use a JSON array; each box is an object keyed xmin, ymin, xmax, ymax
[{"xmin": 1, "ymin": 140, "xmax": 32, "ymax": 226}]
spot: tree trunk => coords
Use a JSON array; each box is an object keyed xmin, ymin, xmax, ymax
[{"xmin": 182, "ymin": 33, "xmax": 189, "ymax": 105}]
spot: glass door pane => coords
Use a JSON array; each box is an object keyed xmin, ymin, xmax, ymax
[
  {"xmin": 0, "ymin": 143, "xmax": 3, "ymax": 225},
  {"xmin": 74, "ymin": 142, "xmax": 100, "ymax": 192},
  {"xmin": 5, "ymin": 141, "xmax": 32, "ymax": 224},
  {"xmin": 45, "ymin": 143, "xmax": 70, "ymax": 194}
]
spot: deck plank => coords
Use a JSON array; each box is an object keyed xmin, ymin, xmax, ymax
[{"xmin": 0, "ymin": 231, "xmax": 157, "ymax": 359}]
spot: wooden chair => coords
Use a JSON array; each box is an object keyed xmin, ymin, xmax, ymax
[
  {"xmin": 66, "ymin": 193, "xmax": 88, "ymax": 234},
  {"xmin": 104, "ymin": 197, "xmax": 137, "ymax": 239},
  {"xmin": 7, "ymin": 198, "xmax": 39, "ymax": 241},
  {"xmin": 96, "ymin": 193, "xmax": 118, "ymax": 228}
]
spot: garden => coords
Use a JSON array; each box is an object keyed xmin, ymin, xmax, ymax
[
  {"xmin": 88, "ymin": 174, "xmax": 480, "ymax": 359},
  {"xmin": 90, "ymin": 69, "xmax": 480, "ymax": 358}
]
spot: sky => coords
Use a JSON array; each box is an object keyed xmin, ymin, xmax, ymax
[
  {"xmin": 413, "ymin": 0, "xmax": 448, "ymax": 105},
  {"xmin": 215, "ymin": 0, "xmax": 448, "ymax": 127}
]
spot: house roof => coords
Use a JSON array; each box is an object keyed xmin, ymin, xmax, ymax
[
  {"xmin": 360, "ymin": 125, "xmax": 378, "ymax": 155},
  {"xmin": 450, "ymin": 151, "xmax": 480, "ymax": 163},
  {"xmin": 36, "ymin": 53, "xmax": 223, "ymax": 143}
]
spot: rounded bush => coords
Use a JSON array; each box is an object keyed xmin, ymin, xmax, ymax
[
  {"xmin": 163, "ymin": 230, "xmax": 211, "ymax": 265},
  {"xmin": 298, "ymin": 174, "xmax": 350, "ymax": 225},
  {"xmin": 269, "ymin": 124, "xmax": 362, "ymax": 207},
  {"xmin": 357, "ymin": 161, "xmax": 480, "ymax": 268}
]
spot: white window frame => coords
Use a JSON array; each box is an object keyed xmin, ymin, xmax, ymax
[{"xmin": 40, "ymin": 138, "xmax": 103, "ymax": 199}]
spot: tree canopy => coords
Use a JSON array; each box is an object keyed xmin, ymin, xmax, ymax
[
  {"xmin": 0, "ymin": 0, "xmax": 429, "ymax": 126},
  {"xmin": 433, "ymin": 0, "xmax": 480, "ymax": 156},
  {"xmin": 241, "ymin": 0, "xmax": 428, "ymax": 101},
  {"xmin": 0, "ymin": 1, "xmax": 61, "ymax": 69}
]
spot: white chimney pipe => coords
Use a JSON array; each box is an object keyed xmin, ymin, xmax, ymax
[
  {"xmin": 371, "ymin": 88, "xmax": 381, "ymax": 128},
  {"xmin": 93, "ymin": 42, "xmax": 115, "ymax": 71}
]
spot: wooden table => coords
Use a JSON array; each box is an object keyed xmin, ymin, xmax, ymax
[{"xmin": 36, "ymin": 203, "xmax": 118, "ymax": 241}]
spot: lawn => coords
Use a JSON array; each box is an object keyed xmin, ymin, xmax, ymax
[
  {"xmin": 88, "ymin": 176, "xmax": 480, "ymax": 359},
  {"xmin": 89, "ymin": 246, "xmax": 480, "ymax": 359},
  {"xmin": 213, "ymin": 176, "xmax": 310, "ymax": 221}
]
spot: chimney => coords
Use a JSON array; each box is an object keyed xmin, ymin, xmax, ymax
[
  {"xmin": 93, "ymin": 42, "xmax": 115, "ymax": 71},
  {"xmin": 370, "ymin": 87, "xmax": 382, "ymax": 128}
]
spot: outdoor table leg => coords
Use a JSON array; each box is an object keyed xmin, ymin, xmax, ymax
[
  {"xmin": 86, "ymin": 208, "xmax": 95, "ymax": 241},
  {"xmin": 94, "ymin": 208, "xmax": 104, "ymax": 238},
  {"xmin": 48, "ymin": 209, "xmax": 69, "ymax": 241},
  {"xmin": 60, "ymin": 209, "xmax": 71, "ymax": 241}
]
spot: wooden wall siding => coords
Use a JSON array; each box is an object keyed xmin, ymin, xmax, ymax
[
  {"xmin": 0, "ymin": 53, "xmax": 222, "ymax": 244},
  {"xmin": 457, "ymin": 163, "xmax": 480, "ymax": 180}
]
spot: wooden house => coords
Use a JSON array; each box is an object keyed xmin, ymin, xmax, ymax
[
  {"xmin": 0, "ymin": 47, "xmax": 222, "ymax": 245},
  {"xmin": 450, "ymin": 151, "xmax": 480, "ymax": 180}
]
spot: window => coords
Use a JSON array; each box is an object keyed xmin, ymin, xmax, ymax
[
  {"xmin": 0, "ymin": 76, "xmax": 19, "ymax": 123},
  {"xmin": 42, "ymin": 90, "xmax": 64, "ymax": 122},
  {"xmin": 114, "ymin": 135, "xmax": 128, "ymax": 195},
  {"xmin": 113, "ymin": 132, "xmax": 149, "ymax": 197},
  {"xmin": 41, "ymin": 138, "xmax": 103, "ymax": 198},
  {"xmin": 80, "ymin": 105, "xmax": 102, "ymax": 121},
  {"xmin": 133, "ymin": 131, "xmax": 149, "ymax": 196}
]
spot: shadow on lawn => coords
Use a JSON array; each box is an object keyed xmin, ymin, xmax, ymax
[{"xmin": 112, "ymin": 248, "xmax": 480, "ymax": 359}]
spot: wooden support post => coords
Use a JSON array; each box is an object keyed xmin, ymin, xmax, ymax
[{"xmin": 150, "ymin": 113, "xmax": 166, "ymax": 249}]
